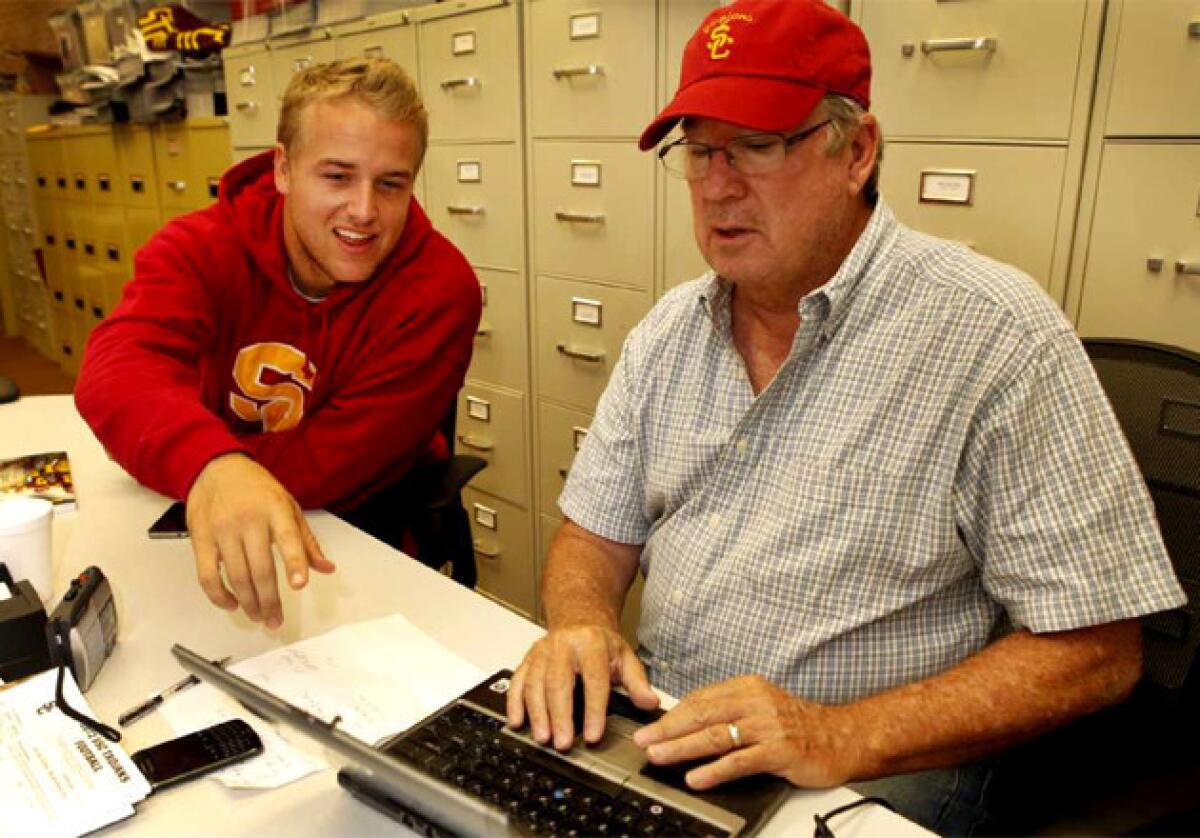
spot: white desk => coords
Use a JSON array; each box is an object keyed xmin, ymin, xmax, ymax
[{"xmin": 0, "ymin": 396, "xmax": 927, "ymax": 837}]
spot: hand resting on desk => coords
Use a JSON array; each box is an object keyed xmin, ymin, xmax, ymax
[{"xmin": 186, "ymin": 452, "xmax": 336, "ymax": 628}]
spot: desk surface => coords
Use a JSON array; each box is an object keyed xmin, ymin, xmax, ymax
[{"xmin": 0, "ymin": 396, "xmax": 928, "ymax": 837}]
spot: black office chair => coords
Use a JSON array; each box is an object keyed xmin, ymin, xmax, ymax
[
  {"xmin": 0, "ymin": 375, "xmax": 18, "ymax": 404},
  {"xmin": 986, "ymin": 338, "xmax": 1200, "ymax": 835},
  {"xmin": 338, "ymin": 401, "xmax": 486, "ymax": 589}
]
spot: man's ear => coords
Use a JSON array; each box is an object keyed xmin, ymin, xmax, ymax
[
  {"xmin": 273, "ymin": 143, "xmax": 291, "ymax": 195},
  {"xmin": 846, "ymin": 114, "xmax": 881, "ymax": 198}
]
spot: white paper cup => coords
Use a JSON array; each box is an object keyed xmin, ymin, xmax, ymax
[{"xmin": 0, "ymin": 497, "xmax": 54, "ymax": 604}]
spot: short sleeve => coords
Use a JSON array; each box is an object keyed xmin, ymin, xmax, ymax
[
  {"xmin": 557, "ymin": 333, "xmax": 650, "ymax": 545},
  {"xmin": 954, "ymin": 331, "xmax": 1185, "ymax": 633}
]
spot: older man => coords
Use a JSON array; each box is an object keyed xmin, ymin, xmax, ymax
[{"xmin": 506, "ymin": 0, "xmax": 1184, "ymax": 832}]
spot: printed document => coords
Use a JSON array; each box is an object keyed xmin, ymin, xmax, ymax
[{"xmin": 0, "ymin": 668, "xmax": 151, "ymax": 836}]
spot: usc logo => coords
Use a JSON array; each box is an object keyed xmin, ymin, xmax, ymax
[
  {"xmin": 229, "ymin": 343, "xmax": 317, "ymax": 433},
  {"xmin": 707, "ymin": 22, "xmax": 734, "ymax": 59}
]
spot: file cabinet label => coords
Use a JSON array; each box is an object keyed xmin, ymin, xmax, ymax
[
  {"xmin": 571, "ymin": 160, "xmax": 602, "ymax": 187},
  {"xmin": 457, "ymin": 160, "xmax": 482, "ymax": 183},
  {"xmin": 452, "ymin": 31, "xmax": 477, "ymax": 56},
  {"xmin": 919, "ymin": 169, "xmax": 975, "ymax": 205},
  {"xmin": 570, "ymin": 12, "xmax": 601, "ymax": 40},
  {"xmin": 571, "ymin": 296, "xmax": 603, "ymax": 326}
]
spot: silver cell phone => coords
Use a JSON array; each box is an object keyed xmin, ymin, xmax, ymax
[{"xmin": 148, "ymin": 501, "xmax": 188, "ymax": 539}]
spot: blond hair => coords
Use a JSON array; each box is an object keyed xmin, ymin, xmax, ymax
[
  {"xmin": 277, "ymin": 57, "xmax": 428, "ymax": 158},
  {"xmin": 820, "ymin": 94, "xmax": 883, "ymax": 207}
]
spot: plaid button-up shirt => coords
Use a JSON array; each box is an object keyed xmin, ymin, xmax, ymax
[{"xmin": 559, "ymin": 201, "xmax": 1185, "ymax": 703}]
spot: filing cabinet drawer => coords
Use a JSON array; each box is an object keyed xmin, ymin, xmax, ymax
[
  {"xmin": 335, "ymin": 21, "xmax": 418, "ymax": 71},
  {"xmin": 528, "ymin": 0, "xmax": 656, "ymax": 137},
  {"xmin": 1105, "ymin": 0, "xmax": 1200, "ymax": 137},
  {"xmin": 420, "ymin": 4, "xmax": 519, "ymax": 142},
  {"xmin": 189, "ymin": 124, "xmax": 232, "ymax": 207},
  {"xmin": 663, "ymin": 171, "xmax": 708, "ymax": 291},
  {"xmin": 532, "ymin": 141, "xmax": 654, "ymax": 288},
  {"xmin": 154, "ymin": 123, "xmax": 230, "ymax": 211},
  {"xmin": 880, "ymin": 142, "xmax": 1067, "ymax": 289},
  {"xmin": 63, "ymin": 132, "xmax": 94, "ymax": 205},
  {"xmin": 456, "ymin": 382, "xmax": 528, "ymax": 505},
  {"xmin": 469, "ymin": 267, "xmax": 528, "ymax": 392},
  {"xmin": 424, "ymin": 143, "xmax": 523, "ymax": 269},
  {"xmin": 224, "ymin": 47, "xmax": 279, "ymax": 148},
  {"xmin": 154, "ymin": 123, "xmax": 196, "ymax": 210},
  {"xmin": 538, "ymin": 513, "xmax": 642, "ymax": 643},
  {"xmin": 536, "ymin": 274, "xmax": 651, "ymax": 411},
  {"xmin": 465, "ymin": 488, "xmax": 535, "ymax": 618},
  {"xmin": 27, "ymin": 135, "xmax": 64, "ymax": 198},
  {"xmin": 861, "ymin": 0, "xmax": 1088, "ymax": 140},
  {"xmin": 537, "ymin": 401, "xmax": 591, "ymax": 519},
  {"xmin": 78, "ymin": 261, "xmax": 106, "ymax": 318},
  {"xmin": 115, "ymin": 125, "xmax": 159, "ymax": 210},
  {"xmin": 269, "ymin": 35, "xmax": 337, "ymax": 108},
  {"xmin": 82, "ymin": 128, "xmax": 120, "ymax": 206},
  {"xmin": 1077, "ymin": 142, "xmax": 1200, "ymax": 355}
]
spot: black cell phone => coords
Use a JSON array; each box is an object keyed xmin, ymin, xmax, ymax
[
  {"xmin": 131, "ymin": 719, "xmax": 263, "ymax": 792},
  {"xmin": 148, "ymin": 501, "xmax": 189, "ymax": 539}
]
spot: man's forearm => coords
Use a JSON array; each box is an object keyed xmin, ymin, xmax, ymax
[
  {"xmin": 541, "ymin": 519, "xmax": 642, "ymax": 632},
  {"xmin": 843, "ymin": 619, "xmax": 1142, "ymax": 779}
]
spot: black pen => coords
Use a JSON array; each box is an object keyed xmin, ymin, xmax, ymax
[{"xmin": 118, "ymin": 656, "xmax": 232, "ymax": 727}]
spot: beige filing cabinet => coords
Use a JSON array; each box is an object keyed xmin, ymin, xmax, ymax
[
  {"xmin": 27, "ymin": 121, "xmax": 229, "ymax": 374},
  {"xmin": 0, "ymin": 95, "xmax": 54, "ymax": 356},
  {"xmin": 224, "ymin": 43, "xmax": 278, "ymax": 150},
  {"xmin": 411, "ymin": 0, "xmax": 535, "ymax": 618},
  {"xmin": 1068, "ymin": 0, "xmax": 1200, "ymax": 355},
  {"xmin": 852, "ymin": 0, "xmax": 1104, "ymax": 303},
  {"xmin": 526, "ymin": 0, "xmax": 659, "ymax": 627}
]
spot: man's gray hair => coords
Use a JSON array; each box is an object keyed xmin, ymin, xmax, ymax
[{"xmin": 820, "ymin": 94, "xmax": 882, "ymax": 207}]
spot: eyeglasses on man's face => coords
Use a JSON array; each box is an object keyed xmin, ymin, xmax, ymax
[{"xmin": 658, "ymin": 120, "xmax": 833, "ymax": 181}]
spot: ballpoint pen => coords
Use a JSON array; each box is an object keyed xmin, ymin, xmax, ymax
[{"xmin": 118, "ymin": 656, "xmax": 232, "ymax": 727}]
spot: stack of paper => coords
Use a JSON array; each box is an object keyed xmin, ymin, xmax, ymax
[
  {"xmin": 161, "ymin": 613, "xmax": 486, "ymax": 790},
  {"xmin": 0, "ymin": 668, "xmax": 151, "ymax": 836}
]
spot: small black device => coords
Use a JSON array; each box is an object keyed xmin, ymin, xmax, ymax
[
  {"xmin": 46, "ymin": 566, "xmax": 117, "ymax": 691},
  {"xmin": 148, "ymin": 501, "xmax": 188, "ymax": 539},
  {"xmin": 131, "ymin": 719, "xmax": 263, "ymax": 792},
  {"xmin": 0, "ymin": 562, "xmax": 51, "ymax": 682}
]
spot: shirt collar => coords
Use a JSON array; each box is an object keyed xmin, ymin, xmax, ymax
[{"xmin": 697, "ymin": 200, "xmax": 898, "ymax": 341}]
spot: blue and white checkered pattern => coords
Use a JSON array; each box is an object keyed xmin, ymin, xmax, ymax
[{"xmin": 559, "ymin": 201, "xmax": 1185, "ymax": 704}]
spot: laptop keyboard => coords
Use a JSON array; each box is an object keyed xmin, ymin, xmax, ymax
[{"xmin": 387, "ymin": 702, "xmax": 729, "ymax": 837}]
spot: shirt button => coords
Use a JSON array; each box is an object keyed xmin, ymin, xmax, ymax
[
  {"xmin": 736, "ymin": 438, "xmax": 748, "ymax": 454},
  {"xmin": 660, "ymin": 662, "xmax": 671, "ymax": 674},
  {"xmin": 708, "ymin": 513, "xmax": 721, "ymax": 529},
  {"xmin": 670, "ymin": 589, "xmax": 684, "ymax": 605}
]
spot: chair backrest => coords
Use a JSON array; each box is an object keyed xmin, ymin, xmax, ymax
[{"xmin": 1083, "ymin": 339, "xmax": 1200, "ymax": 693}]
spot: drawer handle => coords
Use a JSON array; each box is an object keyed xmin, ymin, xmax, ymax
[
  {"xmin": 920, "ymin": 36, "xmax": 997, "ymax": 55},
  {"xmin": 473, "ymin": 540, "xmax": 501, "ymax": 560},
  {"xmin": 555, "ymin": 210, "xmax": 606, "ymax": 224},
  {"xmin": 556, "ymin": 343, "xmax": 605, "ymax": 363},
  {"xmin": 553, "ymin": 64, "xmax": 604, "ymax": 79},
  {"xmin": 441, "ymin": 76, "xmax": 481, "ymax": 91},
  {"xmin": 92, "ymin": 305, "xmax": 103, "ymax": 319},
  {"xmin": 84, "ymin": 242, "xmax": 95, "ymax": 256},
  {"xmin": 456, "ymin": 433, "xmax": 495, "ymax": 452},
  {"xmin": 235, "ymin": 100, "xmax": 259, "ymax": 113},
  {"xmin": 1147, "ymin": 256, "xmax": 1165, "ymax": 273},
  {"xmin": 74, "ymin": 297, "xmax": 85, "ymax": 310},
  {"xmin": 1177, "ymin": 260, "xmax": 1200, "ymax": 276},
  {"xmin": 447, "ymin": 204, "xmax": 485, "ymax": 216},
  {"xmin": 1189, "ymin": 20, "xmax": 1200, "ymax": 37},
  {"xmin": 475, "ymin": 324, "xmax": 492, "ymax": 337},
  {"xmin": 168, "ymin": 180, "xmax": 187, "ymax": 192},
  {"xmin": 557, "ymin": 467, "xmax": 568, "ymax": 479}
]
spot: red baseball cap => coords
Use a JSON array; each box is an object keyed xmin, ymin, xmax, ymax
[{"xmin": 638, "ymin": 0, "xmax": 871, "ymax": 151}]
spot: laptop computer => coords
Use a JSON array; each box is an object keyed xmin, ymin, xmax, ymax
[{"xmin": 172, "ymin": 644, "xmax": 790, "ymax": 836}]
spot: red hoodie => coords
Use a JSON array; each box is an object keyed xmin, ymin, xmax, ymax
[{"xmin": 75, "ymin": 151, "xmax": 481, "ymax": 511}]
